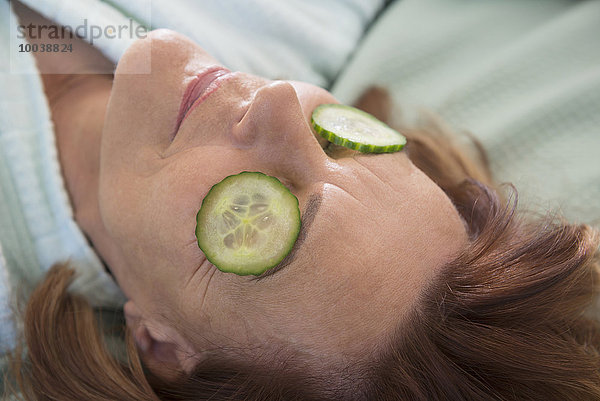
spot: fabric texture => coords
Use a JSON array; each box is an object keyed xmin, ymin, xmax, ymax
[
  {"xmin": 0, "ymin": 0, "xmax": 385, "ymax": 387},
  {"xmin": 0, "ymin": 0, "xmax": 125, "ymax": 355},
  {"xmin": 2, "ymin": 0, "xmax": 600, "ymax": 395},
  {"xmin": 19, "ymin": 0, "xmax": 385, "ymax": 88},
  {"xmin": 332, "ymin": 0, "xmax": 600, "ymax": 226}
]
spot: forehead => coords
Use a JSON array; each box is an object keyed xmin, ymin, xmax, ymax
[
  {"xmin": 250, "ymin": 159, "xmax": 467, "ymax": 355},
  {"xmin": 267, "ymin": 153, "xmax": 466, "ymax": 296}
]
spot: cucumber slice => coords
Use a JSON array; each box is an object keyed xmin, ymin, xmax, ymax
[
  {"xmin": 311, "ymin": 104, "xmax": 406, "ymax": 153},
  {"xmin": 195, "ymin": 171, "xmax": 301, "ymax": 276}
]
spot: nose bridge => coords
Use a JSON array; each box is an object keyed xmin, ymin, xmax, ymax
[
  {"xmin": 233, "ymin": 81, "xmax": 305, "ymax": 146},
  {"xmin": 232, "ymin": 81, "xmax": 326, "ymax": 182}
]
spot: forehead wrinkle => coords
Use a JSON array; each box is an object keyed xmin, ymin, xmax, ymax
[{"xmin": 252, "ymin": 193, "xmax": 322, "ymax": 281}]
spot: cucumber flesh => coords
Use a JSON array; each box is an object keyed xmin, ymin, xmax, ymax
[
  {"xmin": 311, "ymin": 104, "xmax": 406, "ymax": 153},
  {"xmin": 195, "ymin": 171, "xmax": 301, "ymax": 276}
]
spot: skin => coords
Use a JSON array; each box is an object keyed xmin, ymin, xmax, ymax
[{"xmin": 19, "ymin": 3, "xmax": 468, "ymax": 379}]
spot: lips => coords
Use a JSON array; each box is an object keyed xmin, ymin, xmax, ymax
[{"xmin": 173, "ymin": 66, "xmax": 231, "ymax": 136}]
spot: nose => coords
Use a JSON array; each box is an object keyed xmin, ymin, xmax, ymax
[{"xmin": 232, "ymin": 81, "xmax": 328, "ymax": 186}]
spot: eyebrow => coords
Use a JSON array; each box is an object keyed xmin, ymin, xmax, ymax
[{"xmin": 251, "ymin": 193, "xmax": 322, "ymax": 281}]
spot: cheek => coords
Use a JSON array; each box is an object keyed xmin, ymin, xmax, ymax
[
  {"xmin": 101, "ymin": 175, "xmax": 206, "ymax": 274},
  {"xmin": 139, "ymin": 178, "xmax": 204, "ymax": 251},
  {"xmin": 107, "ymin": 29, "xmax": 223, "ymax": 150},
  {"xmin": 98, "ymin": 170, "xmax": 136, "ymax": 241},
  {"xmin": 98, "ymin": 172, "xmax": 174, "ymax": 262}
]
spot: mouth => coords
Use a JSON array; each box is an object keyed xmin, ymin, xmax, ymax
[{"xmin": 172, "ymin": 66, "xmax": 232, "ymax": 138}]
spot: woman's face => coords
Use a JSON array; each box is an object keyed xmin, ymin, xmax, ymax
[{"xmin": 99, "ymin": 30, "xmax": 467, "ymax": 367}]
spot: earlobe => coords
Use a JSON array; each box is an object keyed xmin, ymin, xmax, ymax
[
  {"xmin": 124, "ymin": 302, "xmax": 151, "ymax": 352},
  {"xmin": 123, "ymin": 301, "xmax": 198, "ymax": 380}
]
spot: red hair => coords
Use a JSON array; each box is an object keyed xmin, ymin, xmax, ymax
[{"xmin": 6, "ymin": 88, "xmax": 600, "ymax": 400}]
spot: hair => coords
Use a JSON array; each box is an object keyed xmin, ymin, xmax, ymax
[{"xmin": 4, "ymin": 87, "xmax": 600, "ymax": 400}]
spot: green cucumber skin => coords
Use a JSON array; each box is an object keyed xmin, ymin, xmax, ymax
[
  {"xmin": 311, "ymin": 104, "xmax": 406, "ymax": 154},
  {"xmin": 312, "ymin": 123, "xmax": 404, "ymax": 153},
  {"xmin": 195, "ymin": 171, "xmax": 301, "ymax": 276}
]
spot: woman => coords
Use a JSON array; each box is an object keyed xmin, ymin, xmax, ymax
[{"xmin": 6, "ymin": 4, "xmax": 600, "ymax": 401}]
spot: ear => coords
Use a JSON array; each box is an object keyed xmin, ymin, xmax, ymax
[{"xmin": 124, "ymin": 301, "xmax": 198, "ymax": 380}]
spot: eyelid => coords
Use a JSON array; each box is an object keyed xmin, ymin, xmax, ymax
[
  {"xmin": 251, "ymin": 192, "xmax": 322, "ymax": 282},
  {"xmin": 324, "ymin": 143, "xmax": 359, "ymax": 159}
]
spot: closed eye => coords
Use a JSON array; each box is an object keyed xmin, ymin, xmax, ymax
[{"xmin": 324, "ymin": 142, "xmax": 359, "ymax": 159}]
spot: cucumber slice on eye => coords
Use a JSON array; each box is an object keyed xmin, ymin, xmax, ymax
[
  {"xmin": 195, "ymin": 171, "xmax": 301, "ymax": 276},
  {"xmin": 311, "ymin": 104, "xmax": 406, "ymax": 153}
]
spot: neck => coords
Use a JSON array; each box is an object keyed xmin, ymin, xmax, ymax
[{"xmin": 45, "ymin": 73, "xmax": 113, "ymax": 250}]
